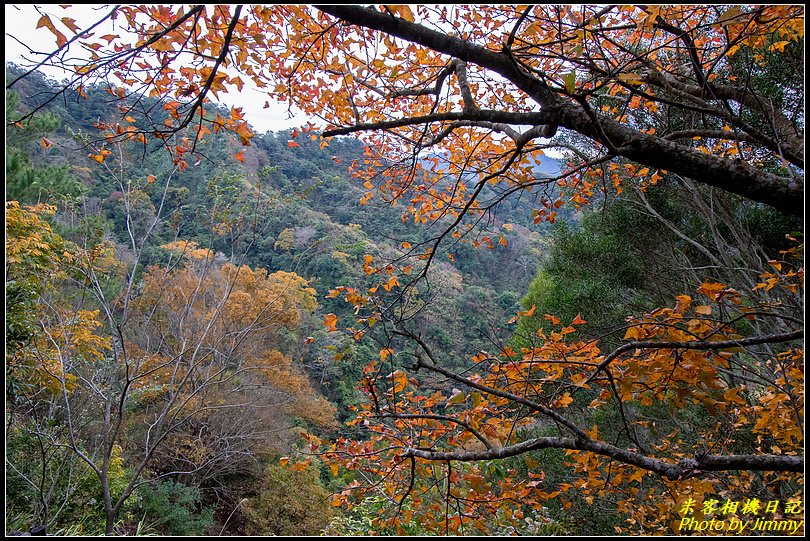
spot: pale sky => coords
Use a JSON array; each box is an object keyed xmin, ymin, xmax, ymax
[{"xmin": 4, "ymin": 4, "xmax": 308, "ymax": 134}]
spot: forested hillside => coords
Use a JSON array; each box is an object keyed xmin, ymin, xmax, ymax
[
  {"xmin": 6, "ymin": 64, "xmax": 565, "ymax": 535},
  {"xmin": 6, "ymin": 5, "xmax": 804, "ymax": 537}
]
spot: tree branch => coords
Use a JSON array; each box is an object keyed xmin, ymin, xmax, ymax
[
  {"xmin": 315, "ymin": 5, "xmax": 804, "ymax": 215},
  {"xmin": 403, "ymin": 437, "xmax": 804, "ymax": 479},
  {"xmin": 586, "ymin": 328, "xmax": 803, "ymax": 384}
]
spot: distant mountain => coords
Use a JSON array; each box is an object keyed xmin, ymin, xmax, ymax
[{"xmin": 531, "ymin": 155, "xmax": 563, "ymax": 177}]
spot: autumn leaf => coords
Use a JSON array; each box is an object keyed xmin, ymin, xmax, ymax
[
  {"xmin": 446, "ymin": 388, "xmax": 465, "ymax": 405},
  {"xmin": 562, "ymin": 71, "xmax": 577, "ymax": 93},
  {"xmin": 60, "ymin": 16, "xmax": 81, "ymax": 34},
  {"xmin": 324, "ymin": 313, "xmax": 338, "ymax": 332},
  {"xmin": 290, "ymin": 459, "xmax": 312, "ymax": 472},
  {"xmin": 387, "ymin": 5, "xmax": 415, "ymax": 22},
  {"xmin": 555, "ymin": 393, "xmax": 574, "ymax": 407},
  {"xmin": 618, "ymin": 72, "xmax": 644, "ymax": 86},
  {"xmin": 37, "ymin": 14, "xmax": 67, "ymax": 48}
]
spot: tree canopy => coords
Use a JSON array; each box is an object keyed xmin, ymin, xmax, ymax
[{"xmin": 6, "ymin": 4, "xmax": 804, "ymax": 535}]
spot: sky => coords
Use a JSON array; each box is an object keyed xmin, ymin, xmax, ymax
[{"xmin": 4, "ymin": 4, "xmax": 308, "ymax": 134}]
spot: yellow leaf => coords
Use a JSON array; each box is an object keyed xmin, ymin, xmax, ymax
[
  {"xmin": 718, "ymin": 6, "xmax": 744, "ymax": 26},
  {"xmin": 388, "ymin": 5, "xmax": 415, "ymax": 22},
  {"xmin": 563, "ymin": 71, "xmax": 576, "ymax": 93},
  {"xmin": 617, "ymin": 72, "xmax": 644, "ymax": 86},
  {"xmin": 446, "ymin": 388, "xmax": 465, "ymax": 405},
  {"xmin": 390, "ymin": 370, "xmax": 408, "ymax": 393},
  {"xmin": 624, "ymin": 326, "xmax": 642, "ymax": 340}
]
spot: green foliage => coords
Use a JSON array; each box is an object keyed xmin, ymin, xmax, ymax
[
  {"xmin": 323, "ymin": 495, "xmax": 428, "ymax": 536},
  {"xmin": 136, "ymin": 480, "xmax": 214, "ymax": 536},
  {"xmin": 5, "ymin": 90, "xmax": 86, "ymax": 207},
  {"xmin": 69, "ymin": 445, "xmax": 132, "ymax": 535},
  {"xmin": 243, "ymin": 463, "xmax": 333, "ymax": 536},
  {"xmin": 6, "ymin": 439, "xmax": 133, "ymax": 536},
  {"xmin": 515, "ymin": 201, "xmax": 661, "ymax": 346}
]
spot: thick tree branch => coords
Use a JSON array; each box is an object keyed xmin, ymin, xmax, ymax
[
  {"xmin": 403, "ymin": 437, "xmax": 804, "ymax": 479},
  {"xmin": 586, "ymin": 328, "xmax": 804, "ymax": 384},
  {"xmin": 315, "ymin": 5, "xmax": 804, "ymax": 216}
]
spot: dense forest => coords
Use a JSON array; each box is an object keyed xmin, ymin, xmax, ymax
[
  {"xmin": 5, "ymin": 5, "xmax": 804, "ymax": 536},
  {"xmin": 6, "ymin": 64, "xmax": 567, "ymax": 535}
]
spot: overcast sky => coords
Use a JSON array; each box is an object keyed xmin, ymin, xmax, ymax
[{"xmin": 4, "ymin": 4, "xmax": 308, "ymax": 134}]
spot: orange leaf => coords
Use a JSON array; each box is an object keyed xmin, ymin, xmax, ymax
[
  {"xmin": 61, "ymin": 17, "xmax": 81, "ymax": 34},
  {"xmin": 543, "ymin": 314, "xmax": 560, "ymax": 325},
  {"xmin": 37, "ymin": 14, "xmax": 67, "ymax": 48},
  {"xmin": 324, "ymin": 313, "xmax": 338, "ymax": 332},
  {"xmin": 234, "ymin": 150, "xmax": 245, "ymax": 162},
  {"xmin": 290, "ymin": 459, "xmax": 311, "ymax": 472},
  {"xmin": 556, "ymin": 393, "xmax": 574, "ymax": 407},
  {"xmin": 288, "ymin": 140, "xmax": 299, "ymax": 148}
]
